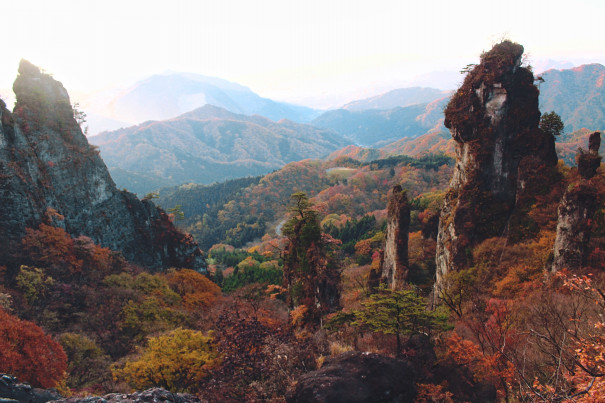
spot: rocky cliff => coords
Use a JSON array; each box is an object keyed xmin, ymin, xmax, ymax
[
  {"xmin": 434, "ymin": 41, "xmax": 557, "ymax": 294},
  {"xmin": 552, "ymin": 132, "xmax": 602, "ymax": 272},
  {"xmin": 0, "ymin": 60, "xmax": 205, "ymax": 272},
  {"xmin": 381, "ymin": 185, "xmax": 410, "ymax": 289}
]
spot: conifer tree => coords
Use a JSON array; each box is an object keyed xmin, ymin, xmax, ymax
[{"xmin": 282, "ymin": 192, "xmax": 341, "ymax": 328}]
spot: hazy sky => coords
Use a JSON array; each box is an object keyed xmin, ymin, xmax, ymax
[{"xmin": 2, "ymin": 0, "xmax": 605, "ymax": 107}]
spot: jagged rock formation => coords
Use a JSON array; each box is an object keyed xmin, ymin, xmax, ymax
[
  {"xmin": 0, "ymin": 60, "xmax": 205, "ymax": 272},
  {"xmin": 552, "ymin": 132, "xmax": 602, "ymax": 272},
  {"xmin": 286, "ymin": 352, "xmax": 417, "ymax": 403},
  {"xmin": 381, "ymin": 185, "xmax": 410, "ymax": 289},
  {"xmin": 434, "ymin": 41, "xmax": 557, "ymax": 294}
]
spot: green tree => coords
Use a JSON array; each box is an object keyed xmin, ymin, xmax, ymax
[
  {"xmin": 16, "ymin": 265, "xmax": 54, "ymax": 304},
  {"xmin": 352, "ymin": 285, "xmax": 450, "ymax": 356},
  {"xmin": 72, "ymin": 102, "xmax": 88, "ymax": 135},
  {"xmin": 167, "ymin": 205, "xmax": 185, "ymax": 221},
  {"xmin": 59, "ymin": 332, "xmax": 111, "ymax": 390},
  {"xmin": 540, "ymin": 111, "xmax": 564, "ymax": 137}
]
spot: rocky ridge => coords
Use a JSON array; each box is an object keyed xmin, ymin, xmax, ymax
[
  {"xmin": 434, "ymin": 41, "xmax": 558, "ymax": 294},
  {"xmin": 0, "ymin": 60, "xmax": 204, "ymax": 272}
]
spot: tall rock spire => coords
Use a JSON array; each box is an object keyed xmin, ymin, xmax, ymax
[
  {"xmin": 381, "ymin": 185, "xmax": 410, "ymax": 290},
  {"xmin": 552, "ymin": 132, "xmax": 602, "ymax": 272},
  {"xmin": 434, "ymin": 41, "xmax": 557, "ymax": 296}
]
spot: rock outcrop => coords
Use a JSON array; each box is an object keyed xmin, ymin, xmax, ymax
[
  {"xmin": 552, "ymin": 132, "xmax": 602, "ymax": 271},
  {"xmin": 0, "ymin": 60, "xmax": 205, "ymax": 272},
  {"xmin": 381, "ymin": 185, "xmax": 410, "ymax": 289},
  {"xmin": 434, "ymin": 41, "xmax": 557, "ymax": 294},
  {"xmin": 55, "ymin": 388, "xmax": 203, "ymax": 403},
  {"xmin": 286, "ymin": 351, "xmax": 417, "ymax": 403},
  {"xmin": 0, "ymin": 374, "xmax": 61, "ymax": 403}
]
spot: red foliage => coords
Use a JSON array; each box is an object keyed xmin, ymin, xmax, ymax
[
  {"xmin": 0, "ymin": 307, "xmax": 67, "ymax": 387},
  {"xmin": 21, "ymin": 224, "xmax": 126, "ymax": 283}
]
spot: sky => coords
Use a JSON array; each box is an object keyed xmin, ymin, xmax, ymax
[{"xmin": 2, "ymin": 0, "xmax": 605, "ymax": 108}]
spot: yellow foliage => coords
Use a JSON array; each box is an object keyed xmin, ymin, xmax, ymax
[
  {"xmin": 112, "ymin": 328, "xmax": 220, "ymax": 393},
  {"xmin": 329, "ymin": 341, "xmax": 353, "ymax": 357}
]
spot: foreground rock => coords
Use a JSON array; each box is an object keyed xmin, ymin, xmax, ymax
[
  {"xmin": 287, "ymin": 351, "xmax": 416, "ymax": 403},
  {"xmin": 0, "ymin": 60, "xmax": 205, "ymax": 272},
  {"xmin": 55, "ymin": 388, "xmax": 202, "ymax": 403},
  {"xmin": 0, "ymin": 374, "xmax": 61, "ymax": 403}
]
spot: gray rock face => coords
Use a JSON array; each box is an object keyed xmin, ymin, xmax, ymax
[
  {"xmin": 552, "ymin": 132, "xmax": 602, "ymax": 272},
  {"xmin": 381, "ymin": 185, "xmax": 410, "ymax": 289},
  {"xmin": 54, "ymin": 388, "xmax": 203, "ymax": 403},
  {"xmin": 0, "ymin": 374, "xmax": 61, "ymax": 403},
  {"xmin": 287, "ymin": 351, "xmax": 416, "ymax": 403},
  {"xmin": 434, "ymin": 42, "xmax": 557, "ymax": 295},
  {"xmin": 0, "ymin": 60, "xmax": 205, "ymax": 272}
]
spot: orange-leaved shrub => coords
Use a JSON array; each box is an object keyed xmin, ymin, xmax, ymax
[{"xmin": 0, "ymin": 307, "xmax": 67, "ymax": 387}]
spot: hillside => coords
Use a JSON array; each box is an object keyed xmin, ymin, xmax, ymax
[
  {"xmin": 90, "ymin": 105, "xmax": 349, "ymax": 194},
  {"xmin": 539, "ymin": 63, "xmax": 605, "ymax": 132},
  {"xmin": 158, "ymin": 154, "xmax": 454, "ymax": 250},
  {"xmin": 311, "ymin": 97, "xmax": 449, "ymax": 147}
]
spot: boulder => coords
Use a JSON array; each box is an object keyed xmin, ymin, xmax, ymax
[
  {"xmin": 54, "ymin": 388, "xmax": 202, "ymax": 403},
  {"xmin": 0, "ymin": 374, "xmax": 61, "ymax": 403},
  {"xmin": 287, "ymin": 351, "xmax": 416, "ymax": 403}
]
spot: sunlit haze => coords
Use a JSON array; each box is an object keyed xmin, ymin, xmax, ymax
[{"xmin": 2, "ymin": 0, "xmax": 605, "ymax": 108}]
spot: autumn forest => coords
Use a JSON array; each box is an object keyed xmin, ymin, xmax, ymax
[{"xmin": 1, "ymin": 40, "xmax": 604, "ymax": 403}]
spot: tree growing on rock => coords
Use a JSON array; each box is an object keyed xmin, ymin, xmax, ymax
[
  {"xmin": 282, "ymin": 192, "xmax": 341, "ymax": 328},
  {"xmin": 539, "ymin": 111, "xmax": 564, "ymax": 138},
  {"xmin": 351, "ymin": 285, "xmax": 450, "ymax": 356}
]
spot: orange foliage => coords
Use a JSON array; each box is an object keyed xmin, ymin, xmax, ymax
[
  {"xmin": 0, "ymin": 307, "xmax": 67, "ymax": 388},
  {"xmin": 561, "ymin": 274, "xmax": 605, "ymax": 401},
  {"xmin": 21, "ymin": 223, "xmax": 123, "ymax": 283},
  {"xmin": 22, "ymin": 223, "xmax": 83, "ymax": 275},
  {"xmin": 416, "ymin": 383, "xmax": 454, "ymax": 403},
  {"xmin": 443, "ymin": 332, "xmax": 515, "ymax": 396},
  {"xmin": 164, "ymin": 269, "xmax": 221, "ymax": 311}
]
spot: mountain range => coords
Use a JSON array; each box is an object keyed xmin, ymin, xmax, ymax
[
  {"xmin": 341, "ymin": 87, "xmax": 450, "ymax": 111},
  {"xmin": 538, "ymin": 63, "xmax": 605, "ymax": 132},
  {"xmin": 312, "ymin": 97, "xmax": 449, "ymax": 147},
  {"xmin": 90, "ymin": 105, "xmax": 347, "ymax": 194},
  {"xmin": 90, "ymin": 63, "xmax": 605, "ymax": 194},
  {"xmin": 82, "ymin": 72, "xmax": 322, "ymax": 134}
]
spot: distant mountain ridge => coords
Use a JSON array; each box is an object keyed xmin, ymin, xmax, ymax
[
  {"xmin": 539, "ymin": 63, "xmax": 605, "ymax": 132},
  {"xmin": 342, "ymin": 87, "xmax": 450, "ymax": 111},
  {"xmin": 84, "ymin": 72, "xmax": 322, "ymax": 134},
  {"xmin": 312, "ymin": 97, "xmax": 449, "ymax": 147},
  {"xmin": 90, "ymin": 105, "xmax": 348, "ymax": 194}
]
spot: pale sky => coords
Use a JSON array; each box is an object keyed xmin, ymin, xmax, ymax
[{"xmin": 2, "ymin": 0, "xmax": 605, "ymax": 107}]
